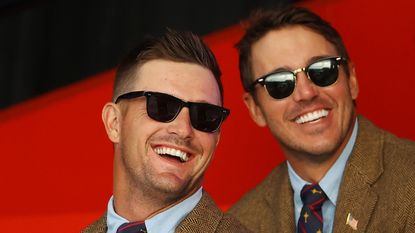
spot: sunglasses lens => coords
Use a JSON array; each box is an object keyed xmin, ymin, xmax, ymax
[
  {"xmin": 147, "ymin": 93, "xmax": 181, "ymax": 122},
  {"xmin": 308, "ymin": 58, "xmax": 339, "ymax": 87},
  {"xmin": 146, "ymin": 92, "xmax": 228, "ymax": 133},
  {"xmin": 264, "ymin": 72, "xmax": 295, "ymax": 99},
  {"xmin": 190, "ymin": 103, "xmax": 227, "ymax": 133}
]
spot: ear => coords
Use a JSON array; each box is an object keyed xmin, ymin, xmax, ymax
[
  {"xmin": 243, "ymin": 92, "xmax": 267, "ymax": 127},
  {"xmin": 347, "ymin": 62, "xmax": 359, "ymax": 100},
  {"xmin": 102, "ymin": 102, "xmax": 121, "ymax": 143}
]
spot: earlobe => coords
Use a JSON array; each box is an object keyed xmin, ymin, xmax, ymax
[
  {"xmin": 243, "ymin": 92, "xmax": 267, "ymax": 127},
  {"xmin": 348, "ymin": 63, "xmax": 359, "ymax": 100},
  {"xmin": 102, "ymin": 102, "xmax": 121, "ymax": 143}
]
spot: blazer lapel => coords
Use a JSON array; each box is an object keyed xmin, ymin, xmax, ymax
[
  {"xmin": 333, "ymin": 116, "xmax": 384, "ymax": 232},
  {"xmin": 264, "ymin": 163, "xmax": 296, "ymax": 233}
]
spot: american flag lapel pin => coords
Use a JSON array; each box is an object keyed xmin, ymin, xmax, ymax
[{"xmin": 346, "ymin": 213, "xmax": 358, "ymax": 230}]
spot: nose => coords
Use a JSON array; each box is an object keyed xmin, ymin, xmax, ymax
[
  {"xmin": 291, "ymin": 71, "xmax": 318, "ymax": 102},
  {"xmin": 166, "ymin": 107, "xmax": 194, "ymax": 139}
]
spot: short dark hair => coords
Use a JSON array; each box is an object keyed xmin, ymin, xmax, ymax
[
  {"xmin": 113, "ymin": 28, "xmax": 223, "ymax": 104},
  {"xmin": 237, "ymin": 5, "xmax": 350, "ymax": 92}
]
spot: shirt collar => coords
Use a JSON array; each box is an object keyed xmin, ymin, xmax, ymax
[
  {"xmin": 106, "ymin": 187, "xmax": 203, "ymax": 233},
  {"xmin": 287, "ymin": 118, "xmax": 358, "ymax": 206}
]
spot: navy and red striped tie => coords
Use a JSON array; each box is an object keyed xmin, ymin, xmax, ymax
[
  {"xmin": 297, "ymin": 183, "xmax": 327, "ymax": 233},
  {"xmin": 116, "ymin": 221, "xmax": 147, "ymax": 233}
]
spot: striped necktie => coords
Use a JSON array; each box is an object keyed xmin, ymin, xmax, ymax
[
  {"xmin": 116, "ymin": 221, "xmax": 147, "ymax": 233},
  {"xmin": 297, "ymin": 183, "xmax": 327, "ymax": 233}
]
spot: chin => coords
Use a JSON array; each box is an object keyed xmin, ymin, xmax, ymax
[
  {"xmin": 282, "ymin": 138, "xmax": 342, "ymax": 163},
  {"xmin": 152, "ymin": 175, "xmax": 193, "ymax": 195},
  {"xmin": 304, "ymin": 140, "xmax": 343, "ymax": 162}
]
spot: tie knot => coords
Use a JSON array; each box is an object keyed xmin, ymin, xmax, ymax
[
  {"xmin": 117, "ymin": 221, "xmax": 147, "ymax": 233},
  {"xmin": 300, "ymin": 183, "xmax": 327, "ymax": 207}
]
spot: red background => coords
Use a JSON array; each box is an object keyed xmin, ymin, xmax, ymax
[{"xmin": 1, "ymin": 0, "xmax": 414, "ymax": 231}]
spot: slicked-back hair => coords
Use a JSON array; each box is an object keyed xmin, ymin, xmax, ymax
[
  {"xmin": 113, "ymin": 29, "xmax": 223, "ymax": 104},
  {"xmin": 237, "ymin": 5, "xmax": 350, "ymax": 92}
]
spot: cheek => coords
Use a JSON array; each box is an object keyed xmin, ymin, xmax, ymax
[
  {"xmin": 336, "ymin": 82, "xmax": 356, "ymax": 107},
  {"xmin": 261, "ymin": 102, "xmax": 286, "ymax": 126},
  {"xmin": 120, "ymin": 117, "xmax": 157, "ymax": 152},
  {"xmin": 200, "ymin": 134, "xmax": 219, "ymax": 160}
]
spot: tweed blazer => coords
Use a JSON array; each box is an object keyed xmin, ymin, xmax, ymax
[
  {"xmin": 82, "ymin": 191, "xmax": 251, "ymax": 233},
  {"xmin": 229, "ymin": 116, "xmax": 415, "ymax": 233}
]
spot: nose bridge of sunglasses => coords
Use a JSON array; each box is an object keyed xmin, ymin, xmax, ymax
[
  {"xmin": 292, "ymin": 67, "xmax": 311, "ymax": 85},
  {"xmin": 292, "ymin": 67, "xmax": 306, "ymax": 76},
  {"xmin": 177, "ymin": 101, "xmax": 194, "ymax": 119},
  {"xmin": 173, "ymin": 107, "xmax": 193, "ymax": 125},
  {"xmin": 291, "ymin": 68, "xmax": 320, "ymax": 95}
]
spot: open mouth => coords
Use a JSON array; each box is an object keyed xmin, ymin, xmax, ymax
[
  {"xmin": 154, "ymin": 147, "xmax": 189, "ymax": 163},
  {"xmin": 295, "ymin": 109, "xmax": 329, "ymax": 124}
]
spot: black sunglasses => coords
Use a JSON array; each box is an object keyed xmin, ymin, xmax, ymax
[
  {"xmin": 115, "ymin": 91, "xmax": 230, "ymax": 133},
  {"xmin": 249, "ymin": 56, "xmax": 346, "ymax": 99}
]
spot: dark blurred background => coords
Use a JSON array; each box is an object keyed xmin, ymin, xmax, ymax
[{"xmin": 0, "ymin": 0, "xmax": 297, "ymax": 109}]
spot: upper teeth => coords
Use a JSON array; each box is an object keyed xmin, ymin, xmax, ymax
[
  {"xmin": 154, "ymin": 147, "xmax": 189, "ymax": 162},
  {"xmin": 295, "ymin": 109, "xmax": 328, "ymax": 124}
]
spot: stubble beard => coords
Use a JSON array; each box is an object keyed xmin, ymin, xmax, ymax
[
  {"xmin": 278, "ymin": 132, "xmax": 344, "ymax": 165},
  {"xmin": 276, "ymin": 115, "xmax": 355, "ymax": 165},
  {"xmin": 122, "ymin": 154, "xmax": 192, "ymax": 205}
]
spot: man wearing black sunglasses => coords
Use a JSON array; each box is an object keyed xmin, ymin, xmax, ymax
[
  {"xmin": 229, "ymin": 5, "xmax": 415, "ymax": 233},
  {"xmin": 82, "ymin": 29, "xmax": 250, "ymax": 233}
]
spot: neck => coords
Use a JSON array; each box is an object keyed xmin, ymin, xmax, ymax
[
  {"xmin": 287, "ymin": 155, "xmax": 337, "ymax": 183},
  {"xmin": 113, "ymin": 186, "xmax": 166, "ymax": 222}
]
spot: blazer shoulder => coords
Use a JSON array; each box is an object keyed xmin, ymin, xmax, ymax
[
  {"xmin": 215, "ymin": 213, "xmax": 253, "ymax": 233},
  {"xmin": 383, "ymin": 129, "xmax": 415, "ymax": 160},
  {"xmin": 228, "ymin": 163, "xmax": 288, "ymax": 215},
  {"xmin": 362, "ymin": 115, "xmax": 415, "ymax": 173},
  {"xmin": 176, "ymin": 191, "xmax": 251, "ymax": 233},
  {"xmin": 357, "ymin": 116, "xmax": 415, "ymax": 173},
  {"xmin": 81, "ymin": 214, "xmax": 107, "ymax": 233},
  {"xmin": 382, "ymin": 128, "xmax": 415, "ymax": 182}
]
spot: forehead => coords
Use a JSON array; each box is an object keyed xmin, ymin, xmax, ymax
[
  {"xmin": 251, "ymin": 26, "xmax": 338, "ymax": 78},
  {"xmin": 132, "ymin": 59, "xmax": 221, "ymax": 105}
]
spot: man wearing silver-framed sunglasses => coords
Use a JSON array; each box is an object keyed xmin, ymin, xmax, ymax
[{"xmin": 229, "ymin": 5, "xmax": 415, "ymax": 233}]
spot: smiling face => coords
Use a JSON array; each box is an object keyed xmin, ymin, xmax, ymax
[
  {"xmin": 105, "ymin": 59, "xmax": 221, "ymax": 202},
  {"xmin": 244, "ymin": 26, "xmax": 359, "ymax": 163}
]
